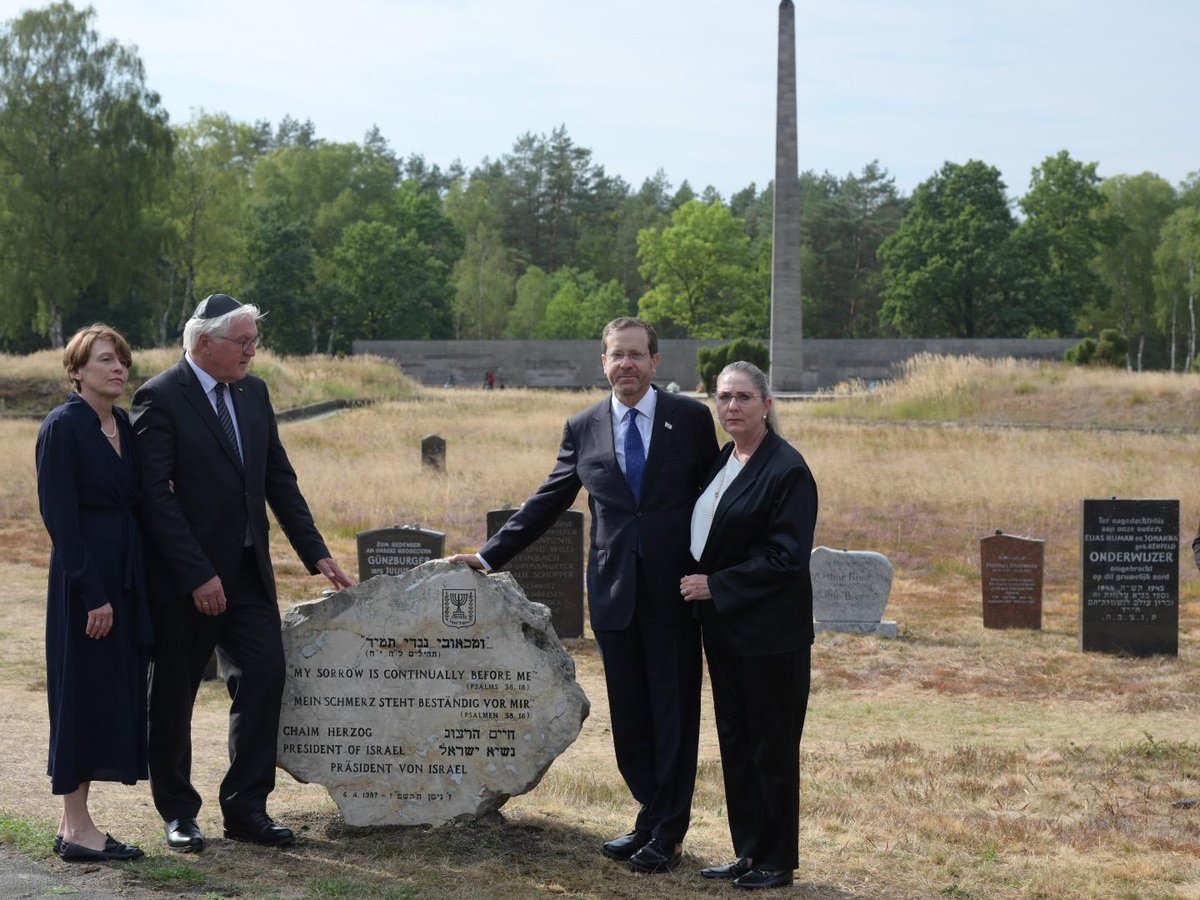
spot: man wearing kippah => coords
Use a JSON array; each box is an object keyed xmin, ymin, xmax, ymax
[{"xmin": 132, "ymin": 294, "xmax": 354, "ymax": 852}]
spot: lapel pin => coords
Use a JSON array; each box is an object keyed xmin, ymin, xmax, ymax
[{"xmin": 664, "ymin": 422, "xmax": 673, "ymax": 430}]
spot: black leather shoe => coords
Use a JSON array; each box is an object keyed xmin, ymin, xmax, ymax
[
  {"xmin": 103, "ymin": 834, "xmax": 144, "ymax": 860},
  {"xmin": 223, "ymin": 811, "xmax": 294, "ymax": 847},
  {"xmin": 702, "ymin": 857, "xmax": 752, "ymax": 879},
  {"xmin": 628, "ymin": 838, "xmax": 682, "ymax": 874},
  {"xmin": 58, "ymin": 840, "xmax": 109, "ymax": 862},
  {"xmin": 733, "ymin": 868, "xmax": 794, "ymax": 889},
  {"xmin": 53, "ymin": 835, "xmax": 63, "ymax": 855},
  {"xmin": 601, "ymin": 829, "xmax": 650, "ymax": 861},
  {"xmin": 165, "ymin": 817, "xmax": 205, "ymax": 853}
]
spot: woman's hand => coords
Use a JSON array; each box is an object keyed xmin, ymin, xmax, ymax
[
  {"xmin": 85, "ymin": 602, "xmax": 114, "ymax": 639},
  {"xmin": 679, "ymin": 574, "xmax": 711, "ymax": 602}
]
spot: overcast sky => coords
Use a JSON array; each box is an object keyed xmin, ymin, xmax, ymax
[{"xmin": 5, "ymin": 0, "xmax": 1197, "ymax": 199}]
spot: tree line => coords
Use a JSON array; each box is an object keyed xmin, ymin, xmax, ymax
[{"xmin": 2, "ymin": 3, "xmax": 1198, "ymax": 371}]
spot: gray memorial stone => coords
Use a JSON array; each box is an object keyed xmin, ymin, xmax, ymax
[
  {"xmin": 277, "ymin": 561, "xmax": 590, "ymax": 826},
  {"xmin": 810, "ymin": 546, "xmax": 898, "ymax": 638},
  {"xmin": 1080, "ymin": 498, "xmax": 1179, "ymax": 656},
  {"xmin": 486, "ymin": 508, "xmax": 585, "ymax": 639},
  {"xmin": 422, "ymin": 434, "xmax": 446, "ymax": 472},
  {"xmin": 356, "ymin": 525, "xmax": 445, "ymax": 582}
]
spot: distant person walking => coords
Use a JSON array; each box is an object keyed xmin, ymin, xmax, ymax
[
  {"xmin": 681, "ymin": 361, "xmax": 818, "ymax": 891},
  {"xmin": 132, "ymin": 294, "xmax": 354, "ymax": 853},
  {"xmin": 36, "ymin": 324, "xmax": 152, "ymax": 863},
  {"xmin": 448, "ymin": 317, "xmax": 718, "ymax": 874}
]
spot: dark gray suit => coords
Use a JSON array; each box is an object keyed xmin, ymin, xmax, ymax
[
  {"xmin": 132, "ymin": 356, "xmax": 330, "ymax": 822},
  {"xmin": 482, "ymin": 386, "xmax": 718, "ymax": 843}
]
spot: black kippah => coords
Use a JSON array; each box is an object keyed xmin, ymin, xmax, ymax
[{"xmin": 192, "ymin": 293, "xmax": 242, "ymax": 319}]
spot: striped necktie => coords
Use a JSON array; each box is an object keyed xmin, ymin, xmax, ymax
[{"xmin": 214, "ymin": 382, "xmax": 241, "ymax": 460}]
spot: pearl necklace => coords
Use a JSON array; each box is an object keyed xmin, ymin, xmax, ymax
[{"xmin": 100, "ymin": 415, "xmax": 117, "ymax": 439}]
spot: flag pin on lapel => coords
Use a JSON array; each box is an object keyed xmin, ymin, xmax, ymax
[{"xmin": 664, "ymin": 422, "xmax": 673, "ymax": 430}]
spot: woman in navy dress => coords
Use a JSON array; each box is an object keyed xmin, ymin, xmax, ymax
[{"xmin": 36, "ymin": 324, "xmax": 153, "ymax": 862}]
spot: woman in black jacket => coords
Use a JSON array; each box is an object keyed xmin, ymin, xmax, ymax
[{"xmin": 681, "ymin": 360, "xmax": 818, "ymax": 890}]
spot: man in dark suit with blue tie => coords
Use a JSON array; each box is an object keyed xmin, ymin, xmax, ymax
[
  {"xmin": 132, "ymin": 294, "xmax": 354, "ymax": 853},
  {"xmin": 449, "ymin": 317, "xmax": 718, "ymax": 873}
]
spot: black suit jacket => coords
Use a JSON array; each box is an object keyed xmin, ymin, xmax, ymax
[
  {"xmin": 130, "ymin": 356, "xmax": 330, "ymax": 605},
  {"xmin": 482, "ymin": 387, "xmax": 718, "ymax": 632},
  {"xmin": 694, "ymin": 430, "xmax": 818, "ymax": 656}
]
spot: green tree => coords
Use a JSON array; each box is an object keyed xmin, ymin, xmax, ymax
[
  {"xmin": 243, "ymin": 200, "xmax": 320, "ymax": 353},
  {"xmin": 637, "ymin": 199, "xmax": 767, "ymax": 338},
  {"xmin": 1154, "ymin": 204, "xmax": 1200, "ymax": 370},
  {"xmin": 506, "ymin": 266, "xmax": 553, "ymax": 339},
  {"xmin": 879, "ymin": 160, "xmax": 1024, "ymax": 338},
  {"xmin": 158, "ymin": 111, "xmax": 261, "ymax": 344},
  {"xmin": 333, "ymin": 220, "xmax": 454, "ymax": 348},
  {"xmin": 446, "ymin": 176, "xmax": 516, "ymax": 338},
  {"xmin": 536, "ymin": 268, "xmax": 629, "ymax": 339},
  {"xmin": 800, "ymin": 162, "xmax": 906, "ymax": 338},
  {"xmin": 0, "ymin": 1, "xmax": 172, "ymax": 347},
  {"xmin": 1094, "ymin": 173, "xmax": 1177, "ymax": 369},
  {"xmin": 1016, "ymin": 151, "xmax": 1112, "ymax": 336},
  {"xmin": 697, "ymin": 338, "xmax": 770, "ymax": 392}
]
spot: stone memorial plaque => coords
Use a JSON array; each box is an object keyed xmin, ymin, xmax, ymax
[
  {"xmin": 356, "ymin": 525, "xmax": 445, "ymax": 582},
  {"xmin": 486, "ymin": 508, "xmax": 584, "ymax": 639},
  {"xmin": 810, "ymin": 546, "xmax": 898, "ymax": 638},
  {"xmin": 1081, "ymin": 498, "xmax": 1179, "ymax": 656},
  {"xmin": 277, "ymin": 561, "xmax": 590, "ymax": 826},
  {"xmin": 980, "ymin": 532, "xmax": 1043, "ymax": 629}
]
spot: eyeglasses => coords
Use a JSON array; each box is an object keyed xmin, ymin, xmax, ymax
[
  {"xmin": 715, "ymin": 391, "xmax": 760, "ymax": 405},
  {"xmin": 605, "ymin": 351, "xmax": 648, "ymax": 363},
  {"xmin": 218, "ymin": 335, "xmax": 261, "ymax": 353}
]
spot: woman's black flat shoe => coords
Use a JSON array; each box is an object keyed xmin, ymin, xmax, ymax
[
  {"xmin": 58, "ymin": 841, "xmax": 108, "ymax": 862},
  {"xmin": 103, "ymin": 835, "xmax": 144, "ymax": 860}
]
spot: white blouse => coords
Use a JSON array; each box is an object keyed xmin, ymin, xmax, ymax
[{"xmin": 689, "ymin": 452, "xmax": 745, "ymax": 562}]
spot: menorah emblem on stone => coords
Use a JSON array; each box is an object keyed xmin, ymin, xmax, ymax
[{"xmin": 442, "ymin": 589, "xmax": 477, "ymax": 628}]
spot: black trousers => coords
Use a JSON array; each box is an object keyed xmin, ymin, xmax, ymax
[
  {"xmin": 706, "ymin": 645, "xmax": 811, "ymax": 871},
  {"xmin": 594, "ymin": 562, "xmax": 703, "ymax": 845},
  {"xmin": 148, "ymin": 548, "xmax": 284, "ymax": 822}
]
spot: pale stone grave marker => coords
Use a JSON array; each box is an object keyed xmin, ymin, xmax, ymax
[
  {"xmin": 277, "ymin": 560, "xmax": 590, "ymax": 826},
  {"xmin": 810, "ymin": 546, "xmax": 898, "ymax": 638}
]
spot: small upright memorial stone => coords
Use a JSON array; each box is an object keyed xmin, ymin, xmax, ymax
[
  {"xmin": 486, "ymin": 508, "xmax": 585, "ymax": 639},
  {"xmin": 1081, "ymin": 498, "xmax": 1179, "ymax": 656},
  {"xmin": 356, "ymin": 525, "xmax": 445, "ymax": 582},
  {"xmin": 810, "ymin": 547, "xmax": 898, "ymax": 638},
  {"xmin": 980, "ymin": 531, "xmax": 1044, "ymax": 629},
  {"xmin": 277, "ymin": 561, "xmax": 589, "ymax": 826},
  {"xmin": 422, "ymin": 434, "xmax": 446, "ymax": 472}
]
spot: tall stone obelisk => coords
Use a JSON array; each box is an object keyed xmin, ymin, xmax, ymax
[{"xmin": 769, "ymin": 0, "xmax": 804, "ymax": 392}]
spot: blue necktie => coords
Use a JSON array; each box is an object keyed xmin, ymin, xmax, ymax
[
  {"xmin": 625, "ymin": 408, "xmax": 645, "ymax": 503},
  {"xmin": 214, "ymin": 382, "xmax": 241, "ymax": 461}
]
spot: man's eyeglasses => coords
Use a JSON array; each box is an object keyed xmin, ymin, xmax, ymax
[
  {"xmin": 606, "ymin": 351, "xmax": 648, "ymax": 363},
  {"xmin": 218, "ymin": 335, "xmax": 261, "ymax": 353},
  {"xmin": 715, "ymin": 391, "xmax": 759, "ymax": 405}
]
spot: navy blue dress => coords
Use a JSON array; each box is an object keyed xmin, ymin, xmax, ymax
[{"xmin": 36, "ymin": 394, "xmax": 153, "ymax": 795}]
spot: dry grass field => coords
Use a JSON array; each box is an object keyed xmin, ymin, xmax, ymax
[{"xmin": 1, "ymin": 354, "xmax": 1199, "ymax": 898}]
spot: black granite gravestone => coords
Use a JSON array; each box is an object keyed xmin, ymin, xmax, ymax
[
  {"xmin": 486, "ymin": 508, "xmax": 584, "ymax": 639},
  {"xmin": 1080, "ymin": 498, "xmax": 1178, "ymax": 656},
  {"xmin": 357, "ymin": 525, "xmax": 445, "ymax": 582}
]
